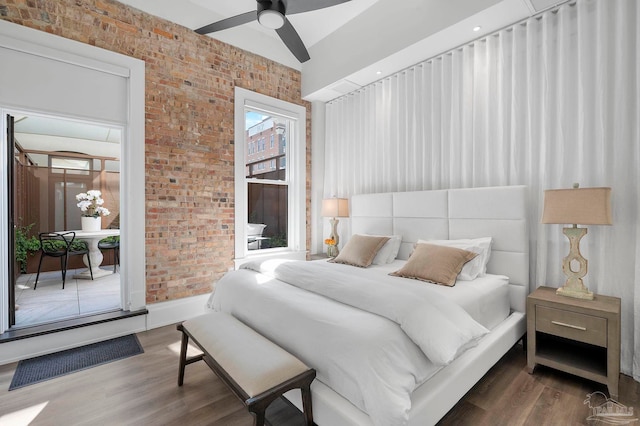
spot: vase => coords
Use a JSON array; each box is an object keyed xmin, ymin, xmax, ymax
[
  {"xmin": 81, "ymin": 216, "xmax": 101, "ymax": 232},
  {"xmin": 327, "ymin": 244, "xmax": 339, "ymax": 258}
]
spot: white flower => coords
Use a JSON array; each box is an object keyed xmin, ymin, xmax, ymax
[{"xmin": 76, "ymin": 190, "xmax": 110, "ymax": 217}]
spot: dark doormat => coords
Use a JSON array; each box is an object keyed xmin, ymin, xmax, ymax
[{"xmin": 9, "ymin": 334, "xmax": 144, "ymax": 390}]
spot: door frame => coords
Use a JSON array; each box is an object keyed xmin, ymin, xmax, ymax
[
  {"xmin": 0, "ymin": 19, "xmax": 146, "ymax": 334},
  {"xmin": 6, "ymin": 114, "xmax": 15, "ymax": 327}
]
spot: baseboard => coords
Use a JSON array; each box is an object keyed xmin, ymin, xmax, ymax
[
  {"xmin": 145, "ymin": 293, "xmax": 211, "ymax": 330},
  {"xmin": 0, "ymin": 294, "xmax": 212, "ymax": 366},
  {"xmin": 0, "ymin": 315, "xmax": 146, "ymax": 366}
]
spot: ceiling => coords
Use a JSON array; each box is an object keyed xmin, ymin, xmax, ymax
[
  {"xmin": 117, "ymin": 0, "xmax": 381, "ymax": 69},
  {"xmin": 116, "ymin": 0, "xmax": 563, "ymax": 101},
  {"xmin": 14, "ymin": 115, "xmax": 121, "ymax": 162}
]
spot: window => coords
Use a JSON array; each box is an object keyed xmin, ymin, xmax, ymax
[
  {"xmin": 270, "ymin": 134, "xmax": 274, "ymax": 149},
  {"xmin": 50, "ymin": 157, "xmax": 91, "ymax": 172},
  {"xmin": 234, "ymin": 88, "xmax": 306, "ymax": 265}
]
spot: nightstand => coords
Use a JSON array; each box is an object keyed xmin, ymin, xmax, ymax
[
  {"xmin": 527, "ymin": 286, "xmax": 621, "ymax": 399},
  {"xmin": 309, "ymin": 253, "xmax": 329, "ymax": 261}
]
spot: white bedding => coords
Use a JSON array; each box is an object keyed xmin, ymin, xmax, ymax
[
  {"xmin": 363, "ymin": 260, "xmax": 511, "ymax": 329},
  {"xmin": 207, "ymin": 259, "xmax": 510, "ymax": 426},
  {"xmin": 244, "ymin": 259, "xmax": 489, "ymax": 365}
]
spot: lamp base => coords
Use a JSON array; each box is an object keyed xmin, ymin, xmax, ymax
[
  {"xmin": 556, "ymin": 282, "xmax": 594, "ymax": 300},
  {"xmin": 554, "ymin": 227, "xmax": 594, "ymax": 300},
  {"xmin": 555, "ymin": 226, "xmax": 594, "ymax": 300},
  {"xmin": 329, "ymin": 218, "xmax": 340, "ymax": 247},
  {"xmin": 327, "ymin": 217, "xmax": 341, "ymax": 258}
]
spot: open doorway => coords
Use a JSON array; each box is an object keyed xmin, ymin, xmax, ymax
[{"xmin": 9, "ymin": 111, "xmax": 122, "ymax": 328}]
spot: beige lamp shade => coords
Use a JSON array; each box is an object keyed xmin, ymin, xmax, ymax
[
  {"xmin": 541, "ymin": 187, "xmax": 612, "ymax": 225},
  {"xmin": 321, "ymin": 198, "xmax": 349, "ymax": 218}
]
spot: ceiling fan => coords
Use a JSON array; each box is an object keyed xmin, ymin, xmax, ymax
[{"xmin": 195, "ymin": 0, "xmax": 352, "ymax": 63}]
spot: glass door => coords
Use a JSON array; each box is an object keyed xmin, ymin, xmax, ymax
[{"xmin": 9, "ymin": 111, "xmax": 122, "ymax": 328}]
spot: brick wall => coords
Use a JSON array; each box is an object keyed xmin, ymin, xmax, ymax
[{"xmin": 1, "ymin": 0, "xmax": 312, "ymax": 303}]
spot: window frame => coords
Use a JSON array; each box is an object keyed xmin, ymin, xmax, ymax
[{"xmin": 233, "ymin": 88, "xmax": 306, "ymax": 267}]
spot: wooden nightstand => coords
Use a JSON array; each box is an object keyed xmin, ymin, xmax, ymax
[
  {"xmin": 527, "ymin": 286, "xmax": 621, "ymax": 399},
  {"xmin": 309, "ymin": 253, "xmax": 329, "ymax": 261}
]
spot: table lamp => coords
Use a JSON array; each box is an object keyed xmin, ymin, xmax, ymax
[
  {"xmin": 541, "ymin": 184, "xmax": 612, "ymax": 300},
  {"xmin": 321, "ymin": 198, "xmax": 349, "ymax": 255}
]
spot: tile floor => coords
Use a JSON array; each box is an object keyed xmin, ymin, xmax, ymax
[{"xmin": 14, "ymin": 267, "xmax": 121, "ymax": 328}]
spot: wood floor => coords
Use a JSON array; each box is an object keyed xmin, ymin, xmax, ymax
[{"xmin": 0, "ymin": 325, "xmax": 638, "ymax": 426}]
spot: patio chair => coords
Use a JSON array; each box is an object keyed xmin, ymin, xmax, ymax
[
  {"xmin": 247, "ymin": 223, "xmax": 267, "ymax": 250},
  {"xmin": 98, "ymin": 236, "xmax": 119, "ymax": 273},
  {"xmin": 34, "ymin": 231, "xmax": 93, "ymax": 290}
]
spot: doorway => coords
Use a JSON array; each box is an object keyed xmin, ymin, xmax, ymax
[{"xmin": 8, "ymin": 111, "xmax": 122, "ymax": 328}]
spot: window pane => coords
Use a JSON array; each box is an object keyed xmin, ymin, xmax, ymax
[
  {"xmin": 105, "ymin": 160, "xmax": 120, "ymax": 172},
  {"xmin": 245, "ymin": 111, "xmax": 287, "ymax": 181},
  {"xmin": 247, "ymin": 182, "xmax": 288, "ymax": 250},
  {"xmin": 51, "ymin": 157, "xmax": 90, "ymax": 170}
]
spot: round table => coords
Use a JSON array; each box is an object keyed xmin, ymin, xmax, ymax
[{"xmin": 71, "ymin": 229, "xmax": 120, "ymax": 279}]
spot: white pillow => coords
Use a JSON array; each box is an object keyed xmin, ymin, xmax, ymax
[
  {"xmin": 474, "ymin": 237, "xmax": 493, "ymax": 275},
  {"xmin": 330, "ymin": 235, "xmax": 390, "ymax": 268},
  {"xmin": 417, "ymin": 237, "xmax": 492, "ymax": 280},
  {"xmin": 370, "ymin": 235, "xmax": 402, "ymax": 265}
]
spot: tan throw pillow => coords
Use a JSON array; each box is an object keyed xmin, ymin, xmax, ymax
[
  {"xmin": 329, "ymin": 234, "xmax": 390, "ymax": 268},
  {"xmin": 389, "ymin": 243, "xmax": 478, "ymax": 286}
]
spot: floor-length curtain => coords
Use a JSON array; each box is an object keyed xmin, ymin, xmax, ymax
[{"xmin": 324, "ymin": 0, "xmax": 639, "ymax": 380}]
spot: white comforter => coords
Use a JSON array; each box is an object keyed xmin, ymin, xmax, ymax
[{"xmin": 208, "ymin": 259, "xmax": 488, "ymax": 426}]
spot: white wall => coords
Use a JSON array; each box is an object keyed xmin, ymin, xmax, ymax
[{"xmin": 0, "ymin": 19, "xmax": 147, "ymax": 362}]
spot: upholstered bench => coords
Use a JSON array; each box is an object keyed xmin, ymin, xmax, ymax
[{"xmin": 177, "ymin": 312, "xmax": 316, "ymax": 426}]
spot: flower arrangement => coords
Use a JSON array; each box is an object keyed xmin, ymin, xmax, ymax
[
  {"xmin": 324, "ymin": 237, "xmax": 338, "ymax": 258},
  {"xmin": 76, "ymin": 190, "xmax": 110, "ymax": 217}
]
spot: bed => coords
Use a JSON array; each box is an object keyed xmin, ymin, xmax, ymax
[{"xmin": 207, "ymin": 185, "xmax": 529, "ymax": 425}]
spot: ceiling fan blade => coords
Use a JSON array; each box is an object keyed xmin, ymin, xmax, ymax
[
  {"xmin": 285, "ymin": 0, "xmax": 352, "ymax": 15},
  {"xmin": 195, "ymin": 11, "xmax": 256, "ymax": 35},
  {"xmin": 275, "ymin": 18, "xmax": 310, "ymax": 63}
]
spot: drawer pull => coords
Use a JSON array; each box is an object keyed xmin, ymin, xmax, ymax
[{"xmin": 551, "ymin": 320, "xmax": 586, "ymax": 331}]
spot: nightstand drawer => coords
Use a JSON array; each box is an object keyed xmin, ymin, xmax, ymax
[{"xmin": 536, "ymin": 306, "xmax": 607, "ymax": 347}]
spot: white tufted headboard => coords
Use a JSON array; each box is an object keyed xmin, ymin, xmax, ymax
[{"xmin": 350, "ymin": 186, "xmax": 529, "ymax": 313}]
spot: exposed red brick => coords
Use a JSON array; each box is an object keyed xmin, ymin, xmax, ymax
[
  {"xmin": 2, "ymin": 0, "xmax": 312, "ymax": 304},
  {"xmin": 152, "ymin": 27, "xmax": 172, "ymax": 39}
]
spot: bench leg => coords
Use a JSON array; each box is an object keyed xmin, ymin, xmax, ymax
[
  {"xmin": 301, "ymin": 384, "xmax": 314, "ymax": 426},
  {"xmin": 178, "ymin": 325, "xmax": 189, "ymax": 386},
  {"xmin": 251, "ymin": 409, "xmax": 266, "ymax": 426}
]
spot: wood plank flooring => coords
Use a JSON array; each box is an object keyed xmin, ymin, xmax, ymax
[{"xmin": 0, "ymin": 325, "xmax": 637, "ymax": 425}]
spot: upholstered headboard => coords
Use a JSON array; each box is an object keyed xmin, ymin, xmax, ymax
[{"xmin": 350, "ymin": 186, "xmax": 529, "ymax": 313}]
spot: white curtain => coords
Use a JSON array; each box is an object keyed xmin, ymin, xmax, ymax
[{"xmin": 324, "ymin": 0, "xmax": 639, "ymax": 380}]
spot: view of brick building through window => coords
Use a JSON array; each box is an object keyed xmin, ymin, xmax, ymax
[
  {"xmin": 245, "ymin": 118, "xmax": 286, "ymax": 180},
  {"xmin": 245, "ymin": 113, "xmax": 289, "ymax": 250}
]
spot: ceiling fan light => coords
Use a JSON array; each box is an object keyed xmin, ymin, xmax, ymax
[{"xmin": 258, "ymin": 9, "xmax": 285, "ymax": 29}]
